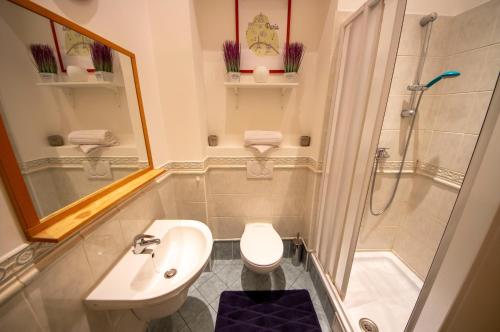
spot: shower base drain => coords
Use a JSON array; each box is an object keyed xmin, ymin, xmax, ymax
[{"xmin": 359, "ymin": 318, "xmax": 379, "ymax": 332}]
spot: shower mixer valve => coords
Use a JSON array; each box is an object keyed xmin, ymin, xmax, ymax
[{"xmin": 375, "ymin": 147, "xmax": 390, "ymax": 159}]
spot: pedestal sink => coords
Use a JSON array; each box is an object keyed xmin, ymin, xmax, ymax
[{"xmin": 85, "ymin": 220, "xmax": 213, "ymax": 320}]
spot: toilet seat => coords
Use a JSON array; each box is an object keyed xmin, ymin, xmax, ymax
[{"xmin": 240, "ymin": 223, "xmax": 283, "ymax": 273}]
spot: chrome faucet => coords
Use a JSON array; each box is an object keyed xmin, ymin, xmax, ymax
[{"xmin": 132, "ymin": 234, "xmax": 160, "ymax": 254}]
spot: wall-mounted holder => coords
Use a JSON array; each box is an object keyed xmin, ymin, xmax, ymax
[
  {"xmin": 208, "ymin": 135, "xmax": 218, "ymax": 146},
  {"xmin": 300, "ymin": 136, "xmax": 311, "ymax": 147}
]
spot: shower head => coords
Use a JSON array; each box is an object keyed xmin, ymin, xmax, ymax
[
  {"xmin": 424, "ymin": 70, "xmax": 461, "ymax": 88},
  {"xmin": 420, "ymin": 12, "xmax": 438, "ymax": 26}
]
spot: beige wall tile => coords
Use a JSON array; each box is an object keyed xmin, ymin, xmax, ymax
[
  {"xmin": 448, "ymin": 0, "xmax": 498, "ymax": 54},
  {"xmin": 0, "ymin": 292, "xmax": 43, "ymax": 332},
  {"xmin": 442, "ymin": 48, "xmax": 487, "ymax": 94},
  {"xmin": 415, "ymin": 95, "xmax": 439, "ymax": 130},
  {"xmin": 425, "ymin": 131, "xmax": 461, "ymax": 170},
  {"xmin": 176, "ymin": 201, "xmax": 207, "ymax": 222},
  {"xmin": 392, "ymin": 229, "xmax": 435, "ymax": 279},
  {"xmin": 207, "ymin": 169, "xmax": 271, "ymax": 194},
  {"xmin": 208, "ymin": 217, "xmax": 246, "ymax": 239},
  {"xmin": 398, "ymin": 15, "xmax": 423, "ymax": 56},
  {"xmin": 356, "ymin": 226, "xmax": 397, "ymax": 250},
  {"xmin": 272, "ymin": 217, "xmax": 303, "ymax": 238},
  {"xmin": 420, "ymin": 57, "xmax": 446, "ymax": 94},
  {"xmin": 468, "ymin": 92, "xmax": 493, "ymax": 135},
  {"xmin": 270, "ymin": 169, "xmax": 308, "ymax": 196},
  {"xmin": 117, "ymin": 187, "xmax": 164, "ymax": 243},
  {"xmin": 389, "ymin": 56, "xmax": 419, "ymax": 95},
  {"xmin": 412, "ymin": 129, "xmax": 432, "ymax": 161},
  {"xmin": 157, "ymin": 176, "xmax": 178, "ymax": 218},
  {"xmin": 454, "ymin": 134, "xmax": 479, "ymax": 173},
  {"xmin": 271, "ymin": 195, "xmax": 304, "ymax": 217},
  {"xmin": 207, "ymin": 194, "xmax": 272, "ymax": 218},
  {"xmin": 82, "ymin": 218, "xmax": 127, "ymax": 279},
  {"xmin": 428, "ymin": 16, "xmax": 453, "ymax": 57},
  {"xmin": 432, "ymin": 93, "xmax": 475, "ymax": 133},
  {"xmin": 25, "ymin": 241, "xmax": 111, "ymax": 332},
  {"xmin": 382, "ymin": 95, "xmax": 410, "ymax": 130},
  {"xmin": 173, "ymin": 174, "xmax": 206, "ymax": 202},
  {"xmin": 478, "ymin": 43, "xmax": 500, "ymax": 92}
]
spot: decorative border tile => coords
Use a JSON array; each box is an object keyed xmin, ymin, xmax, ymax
[
  {"xmin": 20, "ymin": 157, "xmax": 147, "ymax": 174},
  {"xmin": 162, "ymin": 156, "xmax": 321, "ymax": 173},
  {"xmin": 0, "ymin": 242, "xmax": 55, "ymax": 285},
  {"xmin": 417, "ymin": 162, "xmax": 464, "ymax": 188},
  {"xmin": 376, "ymin": 160, "xmax": 464, "ymax": 189}
]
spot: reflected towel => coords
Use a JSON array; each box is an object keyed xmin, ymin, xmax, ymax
[
  {"xmin": 68, "ymin": 130, "xmax": 118, "ymax": 146},
  {"xmin": 244, "ymin": 130, "xmax": 282, "ymax": 146}
]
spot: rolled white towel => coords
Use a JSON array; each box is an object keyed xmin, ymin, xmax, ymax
[
  {"xmin": 244, "ymin": 130, "xmax": 282, "ymax": 146},
  {"xmin": 68, "ymin": 130, "xmax": 118, "ymax": 146}
]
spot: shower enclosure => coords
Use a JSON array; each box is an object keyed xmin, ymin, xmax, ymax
[
  {"xmin": 344, "ymin": 0, "xmax": 499, "ymax": 331},
  {"xmin": 312, "ymin": 0, "xmax": 500, "ymax": 331}
]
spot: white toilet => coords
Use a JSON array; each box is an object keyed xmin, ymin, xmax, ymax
[{"xmin": 240, "ymin": 223, "xmax": 283, "ymax": 273}]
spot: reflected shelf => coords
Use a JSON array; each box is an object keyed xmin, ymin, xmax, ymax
[
  {"xmin": 36, "ymin": 81, "xmax": 122, "ymax": 92},
  {"xmin": 224, "ymin": 81, "xmax": 299, "ymax": 95}
]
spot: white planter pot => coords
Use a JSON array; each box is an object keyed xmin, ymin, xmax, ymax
[
  {"xmin": 94, "ymin": 71, "xmax": 114, "ymax": 82},
  {"xmin": 253, "ymin": 66, "xmax": 269, "ymax": 83},
  {"xmin": 284, "ymin": 72, "xmax": 298, "ymax": 82},
  {"xmin": 227, "ymin": 72, "xmax": 241, "ymax": 82},
  {"xmin": 67, "ymin": 65, "xmax": 88, "ymax": 82},
  {"xmin": 39, "ymin": 72, "xmax": 57, "ymax": 83}
]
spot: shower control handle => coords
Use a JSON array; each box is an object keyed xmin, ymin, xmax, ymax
[{"xmin": 375, "ymin": 147, "xmax": 390, "ymax": 159}]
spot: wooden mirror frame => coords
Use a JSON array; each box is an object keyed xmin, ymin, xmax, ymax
[{"xmin": 0, "ymin": 0, "xmax": 164, "ymax": 243}]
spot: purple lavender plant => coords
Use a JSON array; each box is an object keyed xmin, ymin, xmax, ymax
[
  {"xmin": 29, "ymin": 44, "xmax": 58, "ymax": 73},
  {"xmin": 283, "ymin": 42, "xmax": 304, "ymax": 73},
  {"xmin": 90, "ymin": 42, "xmax": 113, "ymax": 73},
  {"xmin": 223, "ymin": 40, "xmax": 240, "ymax": 73}
]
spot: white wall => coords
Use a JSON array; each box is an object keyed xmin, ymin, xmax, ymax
[
  {"xmin": 32, "ymin": 0, "xmax": 169, "ymax": 166},
  {"xmin": 194, "ymin": 0, "xmax": 334, "ymax": 160},
  {"xmin": 338, "ymin": 0, "xmax": 490, "ymax": 16}
]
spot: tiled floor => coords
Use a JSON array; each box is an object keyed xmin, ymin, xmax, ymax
[{"xmin": 148, "ymin": 258, "xmax": 331, "ymax": 332}]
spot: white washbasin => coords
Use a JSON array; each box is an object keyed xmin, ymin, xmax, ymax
[{"xmin": 85, "ymin": 220, "xmax": 212, "ymax": 320}]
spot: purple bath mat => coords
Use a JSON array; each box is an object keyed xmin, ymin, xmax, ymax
[{"xmin": 214, "ymin": 290, "xmax": 322, "ymax": 332}]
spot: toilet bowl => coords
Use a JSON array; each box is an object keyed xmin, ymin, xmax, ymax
[{"xmin": 240, "ymin": 223, "xmax": 283, "ymax": 273}]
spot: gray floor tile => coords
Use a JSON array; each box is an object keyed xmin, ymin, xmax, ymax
[
  {"xmin": 169, "ymin": 258, "xmax": 331, "ymax": 332},
  {"xmin": 214, "ymin": 261, "xmax": 244, "ymax": 286},
  {"xmin": 187, "ymin": 305, "xmax": 217, "ymax": 332},
  {"xmin": 178, "ymin": 288, "xmax": 211, "ymax": 323},
  {"xmin": 197, "ymin": 274, "xmax": 227, "ymax": 303},
  {"xmin": 148, "ymin": 312, "xmax": 189, "ymax": 332},
  {"xmin": 193, "ymin": 271, "xmax": 212, "ymax": 289}
]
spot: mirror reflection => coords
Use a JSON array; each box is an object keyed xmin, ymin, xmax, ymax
[{"xmin": 0, "ymin": 1, "xmax": 149, "ymax": 219}]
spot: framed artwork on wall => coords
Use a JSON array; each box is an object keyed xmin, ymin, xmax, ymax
[
  {"xmin": 236, "ymin": 0, "xmax": 291, "ymax": 73},
  {"xmin": 50, "ymin": 20, "xmax": 95, "ymax": 72}
]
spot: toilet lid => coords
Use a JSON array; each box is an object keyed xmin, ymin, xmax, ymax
[{"xmin": 240, "ymin": 224, "xmax": 283, "ymax": 266}]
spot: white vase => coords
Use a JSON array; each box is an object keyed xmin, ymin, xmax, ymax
[
  {"xmin": 227, "ymin": 72, "xmax": 241, "ymax": 82},
  {"xmin": 39, "ymin": 72, "xmax": 57, "ymax": 83},
  {"xmin": 284, "ymin": 72, "xmax": 298, "ymax": 82},
  {"xmin": 67, "ymin": 65, "xmax": 88, "ymax": 82},
  {"xmin": 253, "ymin": 66, "xmax": 269, "ymax": 83},
  {"xmin": 94, "ymin": 71, "xmax": 114, "ymax": 82}
]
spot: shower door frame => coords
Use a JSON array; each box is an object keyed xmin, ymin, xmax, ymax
[{"xmin": 314, "ymin": 0, "xmax": 407, "ymax": 298}]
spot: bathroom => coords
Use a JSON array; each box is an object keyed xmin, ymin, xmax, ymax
[{"xmin": 0, "ymin": 0, "xmax": 499, "ymax": 331}]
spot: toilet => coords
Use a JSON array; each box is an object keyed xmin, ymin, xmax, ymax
[{"xmin": 240, "ymin": 223, "xmax": 283, "ymax": 273}]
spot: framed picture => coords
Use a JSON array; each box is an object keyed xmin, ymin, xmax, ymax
[
  {"xmin": 50, "ymin": 20, "xmax": 95, "ymax": 72},
  {"xmin": 236, "ymin": 0, "xmax": 291, "ymax": 73}
]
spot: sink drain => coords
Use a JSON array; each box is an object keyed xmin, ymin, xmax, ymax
[
  {"xmin": 359, "ymin": 318, "xmax": 378, "ymax": 332},
  {"xmin": 164, "ymin": 269, "xmax": 177, "ymax": 279}
]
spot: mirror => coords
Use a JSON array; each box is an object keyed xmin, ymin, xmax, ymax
[{"xmin": 0, "ymin": 1, "xmax": 152, "ymax": 233}]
